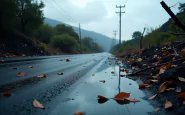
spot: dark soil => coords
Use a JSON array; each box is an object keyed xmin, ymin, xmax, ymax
[{"xmin": 117, "ymin": 40, "xmax": 185, "ymax": 115}]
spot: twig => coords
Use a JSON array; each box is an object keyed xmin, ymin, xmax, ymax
[{"xmin": 128, "ymin": 57, "xmax": 185, "ymax": 76}]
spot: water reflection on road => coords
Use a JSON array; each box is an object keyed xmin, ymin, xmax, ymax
[{"xmin": 50, "ymin": 58, "xmax": 154, "ymax": 115}]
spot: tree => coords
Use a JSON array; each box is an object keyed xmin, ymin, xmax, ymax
[
  {"xmin": 132, "ymin": 31, "xmax": 142, "ymax": 40},
  {"xmin": 16, "ymin": 0, "xmax": 45, "ymax": 34},
  {"xmin": 0, "ymin": 0, "xmax": 17, "ymax": 32},
  {"xmin": 35, "ymin": 24, "xmax": 55, "ymax": 43},
  {"xmin": 55, "ymin": 24, "xmax": 79, "ymax": 40},
  {"xmin": 179, "ymin": 3, "xmax": 185, "ymax": 13},
  {"xmin": 51, "ymin": 34, "xmax": 78, "ymax": 53}
]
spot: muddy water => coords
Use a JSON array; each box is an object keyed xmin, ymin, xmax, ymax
[{"xmin": 49, "ymin": 58, "xmax": 154, "ymax": 115}]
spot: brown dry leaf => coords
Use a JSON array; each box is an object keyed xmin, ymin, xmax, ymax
[
  {"xmin": 57, "ymin": 72, "xmax": 63, "ymax": 75},
  {"xmin": 155, "ymin": 108, "xmax": 160, "ymax": 111},
  {"xmin": 2, "ymin": 91, "xmax": 11, "ymax": 97},
  {"xmin": 177, "ymin": 92, "xmax": 185, "ymax": 100},
  {"xmin": 148, "ymin": 94, "xmax": 158, "ymax": 100},
  {"xmin": 37, "ymin": 74, "xmax": 46, "ymax": 78},
  {"xmin": 114, "ymin": 92, "xmax": 130, "ymax": 101},
  {"xmin": 159, "ymin": 81, "xmax": 172, "ymax": 93},
  {"xmin": 165, "ymin": 100, "xmax": 173, "ymax": 109},
  {"xmin": 175, "ymin": 87, "xmax": 181, "ymax": 92},
  {"xmin": 74, "ymin": 111, "xmax": 85, "ymax": 115},
  {"xmin": 28, "ymin": 66, "xmax": 33, "ymax": 68},
  {"xmin": 92, "ymin": 74, "xmax": 95, "ymax": 76},
  {"xmin": 178, "ymin": 77, "xmax": 185, "ymax": 82},
  {"xmin": 125, "ymin": 69, "xmax": 129, "ymax": 73},
  {"xmin": 33, "ymin": 99, "xmax": 45, "ymax": 109},
  {"xmin": 166, "ymin": 88, "xmax": 175, "ymax": 91},
  {"xmin": 99, "ymin": 80, "xmax": 105, "ymax": 83},
  {"xmin": 66, "ymin": 59, "xmax": 70, "ymax": 62},
  {"xmin": 163, "ymin": 51, "xmax": 169, "ymax": 56},
  {"xmin": 111, "ymin": 71, "xmax": 114, "ymax": 74},
  {"xmin": 17, "ymin": 72, "xmax": 26, "ymax": 77},
  {"xmin": 125, "ymin": 98, "xmax": 139, "ymax": 102},
  {"xmin": 139, "ymin": 84, "xmax": 149, "ymax": 89},
  {"xmin": 159, "ymin": 68, "xmax": 165, "ymax": 74},
  {"xmin": 137, "ymin": 58, "xmax": 142, "ymax": 62}
]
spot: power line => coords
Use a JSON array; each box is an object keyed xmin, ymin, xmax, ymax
[{"xmin": 116, "ymin": 5, "xmax": 125, "ymax": 45}]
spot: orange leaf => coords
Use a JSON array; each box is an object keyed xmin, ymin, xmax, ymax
[
  {"xmin": 17, "ymin": 72, "xmax": 26, "ymax": 76},
  {"xmin": 2, "ymin": 91, "xmax": 11, "ymax": 97},
  {"xmin": 177, "ymin": 92, "xmax": 185, "ymax": 100},
  {"xmin": 125, "ymin": 69, "xmax": 129, "ymax": 73},
  {"xmin": 159, "ymin": 81, "xmax": 172, "ymax": 93},
  {"xmin": 74, "ymin": 111, "xmax": 85, "ymax": 115},
  {"xmin": 33, "ymin": 99, "xmax": 45, "ymax": 109},
  {"xmin": 165, "ymin": 100, "xmax": 173, "ymax": 109},
  {"xmin": 139, "ymin": 84, "xmax": 149, "ymax": 89},
  {"xmin": 114, "ymin": 92, "xmax": 130, "ymax": 101},
  {"xmin": 148, "ymin": 94, "xmax": 158, "ymax": 100}
]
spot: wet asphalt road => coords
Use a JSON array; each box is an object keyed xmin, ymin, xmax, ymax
[{"xmin": 0, "ymin": 53, "xmax": 154, "ymax": 115}]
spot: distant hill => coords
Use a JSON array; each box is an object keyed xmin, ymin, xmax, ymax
[{"xmin": 44, "ymin": 18, "xmax": 115, "ymax": 51}]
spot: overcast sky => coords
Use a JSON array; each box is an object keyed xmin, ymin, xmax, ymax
[{"xmin": 42, "ymin": 0, "xmax": 184, "ymax": 41}]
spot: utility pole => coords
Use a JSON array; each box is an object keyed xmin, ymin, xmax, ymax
[
  {"xmin": 113, "ymin": 30, "xmax": 117, "ymax": 45},
  {"xmin": 116, "ymin": 5, "xmax": 125, "ymax": 45},
  {"xmin": 79, "ymin": 23, "xmax": 81, "ymax": 53}
]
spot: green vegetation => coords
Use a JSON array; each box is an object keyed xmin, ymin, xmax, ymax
[
  {"xmin": 1, "ymin": 0, "xmax": 104, "ymax": 54},
  {"xmin": 111, "ymin": 3, "xmax": 185, "ymax": 53}
]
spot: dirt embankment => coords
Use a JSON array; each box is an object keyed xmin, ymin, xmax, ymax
[{"xmin": 117, "ymin": 40, "xmax": 185, "ymax": 115}]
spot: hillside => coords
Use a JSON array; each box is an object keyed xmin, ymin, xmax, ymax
[{"xmin": 44, "ymin": 18, "xmax": 114, "ymax": 51}]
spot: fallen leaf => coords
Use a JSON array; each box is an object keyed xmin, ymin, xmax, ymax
[
  {"xmin": 28, "ymin": 66, "xmax": 33, "ymax": 68},
  {"xmin": 60, "ymin": 59, "xmax": 63, "ymax": 61},
  {"xmin": 111, "ymin": 71, "xmax": 114, "ymax": 74},
  {"xmin": 120, "ymin": 74, "xmax": 124, "ymax": 77},
  {"xmin": 178, "ymin": 77, "xmax": 185, "ymax": 82},
  {"xmin": 125, "ymin": 98, "xmax": 139, "ymax": 102},
  {"xmin": 17, "ymin": 72, "xmax": 26, "ymax": 76},
  {"xmin": 57, "ymin": 72, "xmax": 63, "ymax": 75},
  {"xmin": 125, "ymin": 69, "xmax": 129, "ymax": 73},
  {"xmin": 120, "ymin": 68, "xmax": 125, "ymax": 72},
  {"xmin": 155, "ymin": 108, "xmax": 160, "ymax": 111},
  {"xmin": 148, "ymin": 94, "xmax": 158, "ymax": 100},
  {"xmin": 99, "ymin": 80, "xmax": 105, "ymax": 83},
  {"xmin": 33, "ymin": 99, "xmax": 45, "ymax": 109},
  {"xmin": 139, "ymin": 84, "xmax": 149, "ymax": 89},
  {"xmin": 159, "ymin": 68, "xmax": 165, "ymax": 74},
  {"xmin": 137, "ymin": 58, "xmax": 142, "ymax": 62},
  {"xmin": 177, "ymin": 92, "xmax": 185, "ymax": 100},
  {"xmin": 147, "ymin": 79, "xmax": 158, "ymax": 83},
  {"xmin": 37, "ymin": 74, "xmax": 46, "ymax": 78},
  {"xmin": 114, "ymin": 92, "xmax": 130, "ymax": 101},
  {"xmin": 92, "ymin": 74, "xmax": 95, "ymax": 76},
  {"xmin": 74, "ymin": 111, "xmax": 85, "ymax": 115},
  {"xmin": 165, "ymin": 100, "xmax": 173, "ymax": 109},
  {"xmin": 159, "ymin": 80, "xmax": 172, "ymax": 93},
  {"xmin": 175, "ymin": 87, "xmax": 181, "ymax": 92},
  {"xmin": 66, "ymin": 59, "xmax": 70, "ymax": 62},
  {"xmin": 2, "ymin": 92, "xmax": 11, "ymax": 97},
  {"xmin": 166, "ymin": 88, "xmax": 175, "ymax": 91},
  {"xmin": 97, "ymin": 95, "xmax": 109, "ymax": 104}
]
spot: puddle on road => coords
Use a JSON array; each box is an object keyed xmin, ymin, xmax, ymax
[{"xmin": 50, "ymin": 59, "xmax": 154, "ymax": 115}]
